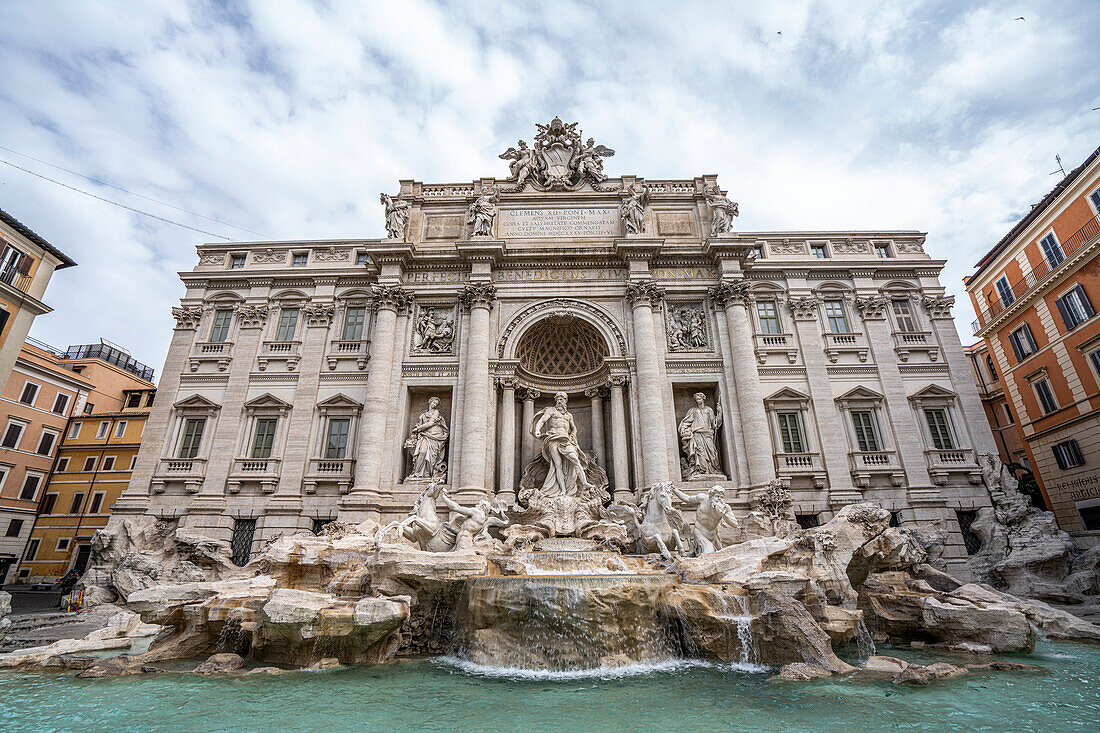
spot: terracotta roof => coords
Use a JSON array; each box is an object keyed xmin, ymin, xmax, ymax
[
  {"xmin": 0, "ymin": 207, "xmax": 77, "ymax": 268},
  {"xmin": 972, "ymin": 144, "xmax": 1100, "ymax": 277}
]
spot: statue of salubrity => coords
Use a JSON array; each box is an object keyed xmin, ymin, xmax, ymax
[
  {"xmin": 405, "ymin": 397, "xmax": 449, "ymax": 480},
  {"xmin": 679, "ymin": 392, "xmax": 724, "ymax": 480}
]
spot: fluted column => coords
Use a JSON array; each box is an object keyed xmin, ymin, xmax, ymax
[
  {"xmin": 457, "ymin": 283, "xmax": 496, "ymax": 496},
  {"xmin": 520, "ymin": 388, "xmax": 540, "ymax": 469},
  {"xmin": 709, "ymin": 282, "xmax": 775, "ymax": 484},
  {"xmin": 585, "ymin": 387, "xmax": 606, "ymax": 468},
  {"xmin": 608, "ymin": 375, "xmax": 631, "ymax": 499},
  {"xmin": 497, "ymin": 378, "xmax": 517, "ymax": 504},
  {"xmin": 625, "ymin": 281, "xmax": 671, "ymax": 486},
  {"xmin": 351, "ymin": 286, "xmax": 410, "ymax": 495}
]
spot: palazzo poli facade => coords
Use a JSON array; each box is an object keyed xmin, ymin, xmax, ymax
[{"xmin": 110, "ymin": 120, "xmax": 997, "ymax": 575}]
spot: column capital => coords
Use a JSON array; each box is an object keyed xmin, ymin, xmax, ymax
[
  {"xmin": 460, "ymin": 283, "xmax": 497, "ymax": 311},
  {"xmin": 625, "ymin": 280, "xmax": 664, "ymax": 307},
  {"xmin": 371, "ymin": 285, "xmax": 413, "ymax": 314},
  {"xmin": 171, "ymin": 306, "xmax": 204, "ymax": 330},
  {"xmin": 519, "ymin": 388, "xmax": 541, "ymax": 401},
  {"xmin": 707, "ymin": 281, "xmax": 750, "ymax": 308},
  {"xmin": 786, "ymin": 295, "xmax": 822, "ymax": 321},
  {"xmin": 922, "ymin": 295, "xmax": 955, "ymax": 319},
  {"xmin": 584, "ymin": 386, "xmax": 607, "ymax": 399},
  {"xmin": 496, "ymin": 376, "xmax": 518, "ymax": 390},
  {"xmin": 607, "ymin": 374, "xmax": 629, "ymax": 388}
]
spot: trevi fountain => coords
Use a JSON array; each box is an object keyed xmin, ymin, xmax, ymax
[{"xmin": 2, "ymin": 121, "xmax": 1100, "ymax": 731}]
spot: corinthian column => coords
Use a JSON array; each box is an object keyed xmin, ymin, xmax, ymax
[
  {"xmin": 497, "ymin": 378, "xmax": 517, "ymax": 504},
  {"xmin": 625, "ymin": 281, "xmax": 671, "ymax": 486},
  {"xmin": 457, "ymin": 283, "xmax": 496, "ymax": 498},
  {"xmin": 350, "ymin": 285, "xmax": 411, "ymax": 495},
  {"xmin": 585, "ymin": 386, "xmax": 606, "ymax": 468},
  {"xmin": 709, "ymin": 282, "xmax": 775, "ymax": 484}
]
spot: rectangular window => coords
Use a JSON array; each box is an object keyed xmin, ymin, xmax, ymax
[
  {"xmin": 1007, "ymin": 324, "xmax": 1038, "ymax": 361},
  {"xmin": 96, "ymin": 421, "xmax": 109, "ymax": 439},
  {"xmin": 250, "ymin": 418, "xmax": 278, "ymax": 459},
  {"xmin": 178, "ymin": 418, "xmax": 206, "ymax": 459},
  {"xmin": 52, "ymin": 393, "xmax": 70, "ymax": 415},
  {"xmin": 56, "ymin": 537, "xmax": 70, "ymax": 552},
  {"xmin": 5, "ymin": 519, "xmax": 22, "ymax": 537},
  {"xmin": 231, "ymin": 518, "xmax": 257, "ymax": 566},
  {"xmin": 275, "ymin": 308, "xmax": 299, "ymax": 341},
  {"xmin": 811, "ymin": 244, "xmax": 828, "ymax": 259},
  {"xmin": 924, "ymin": 409, "xmax": 955, "ymax": 450},
  {"xmin": 84, "ymin": 402, "xmax": 94, "ymax": 414},
  {"xmin": 1055, "ymin": 285, "xmax": 1094, "ymax": 331},
  {"xmin": 129, "ymin": 455, "xmax": 138, "ymax": 470},
  {"xmin": 1052, "ymin": 439, "xmax": 1084, "ymax": 469},
  {"xmin": 850, "ymin": 411, "xmax": 880, "ymax": 452},
  {"xmin": 986, "ymin": 356, "xmax": 998, "ymax": 381},
  {"xmin": 1091, "ymin": 189, "xmax": 1100, "ymax": 213},
  {"xmin": 57, "ymin": 457, "xmax": 69, "ymax": 472},
  {"xmin": 40, "ymin": 493, "xmax": 57, "ymax": 515},
  {"xmin": 125, "ymin": 392, "xmax": 141, "ymax": 409},
  {"xmin": 875, "ymin": 243, "xmax": 893, "ymax": 258},
  {"xmin": 342, "ymin": 306, "xmax": 366, "ymax": 341},
  {"xmin": 68, "ymin": 423, "xmax": 80, "ymax": 440},
  {"xmin": 292, "ymin": 252, "xmax": 308, "ymax": 267},
  {"xmin": 209, "ymin": 309, "xmax": 233, "ymax": 343},
  {"xmin": 1003, "ymin": 403, "xmax": 1014, "ymax": 425},
  {"xmin": 892, "ymin": 300, "xmax": 917, "ymax": 332},
  {"xmin": 824, "ymin": 300, "xmax": 850, "ymax": 333},
  {"xmin": 102, "ymin": 456, "xmax": 116, "ymax": 470},
  {"xmin": 776, "ymin": 412, "xmax": 805, "ymax": 453},
  {"xmin": 19, "ymin": 381, "xmax": 38, "ymax": 406},
  {"xmin": 1, "ymin": 421, "xmax": 24, "ymax": 449},
  {"xmin": 355, "ymin": 252, "xmax": 368, "ymax": 266},
  {"xmin": 35, "ymin": 430, "xmax": 56, "ymax": 456},
  {"xmin": 1034, "ymin": 378, "xmax": 1058, "ymax": 414},
  {"xmin": 229, "ymin": 254, "xmax": 246, "ymax": 269},
  {"xmin": 756, "ymin": 301, "xmax": 781, "ymax": 335},
  {"xmin": 1040, "ymin": 233, "xmax": 1065, "ymax": 269},
  {"xmin": 89, "ymin": 492, "xmax": 105, "ymax": 514},
  {"xmin": 752, "ymin": 245, "xmax": 765, "ymax": 260},
  {"xmin": 795, "ymin": 514, "xmax": 820, "ymax": 529},
  {"xmin": 20, "ymin": 474, "xmax": 40, "ymax": 501},
  {"xmin": 68, "ymin": 492, "xmax": 85, "ymax": 514},
  {"xmin": 82, "ymin": 456, "xmax": 96, "ymax": 472},
  {"xmin": 996, "ymin": 276, "xmax": 1015, "ymax": 306},
  {"xmin": 113, "ymin": 421, "xmax": 127, "ymax": 439},
  {"xmin": 325, "ymin": 418, "xmax": 350, "ymax": 459},
  {"xmin": 1089, "ymin": 348, "xmax": 1100, "ymax": 384},
  {"xmin": 23, "ymin": 538, "xmax": 39, "ymax": 562}
]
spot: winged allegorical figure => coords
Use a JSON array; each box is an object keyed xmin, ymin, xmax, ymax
[
  {"xmin": 574, "ymin": 137, "xmax": 615, "ymax": 184},
  {"xmin": 499, "ymin": 140, "xmax": 539, "ymax": 189}
]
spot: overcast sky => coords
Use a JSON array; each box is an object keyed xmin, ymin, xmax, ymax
[{"xmin": 1, "ymin": 1, "xmax": 1098, "ymax": 375}]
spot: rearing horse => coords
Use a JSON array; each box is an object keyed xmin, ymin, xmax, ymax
[
  {"xmin": 637, "ymin": 482, "xmax": 688, "ymax": 559},
  {"xmin": 376, "ymin": 481, "xmax": 457, "ymax": 552}
]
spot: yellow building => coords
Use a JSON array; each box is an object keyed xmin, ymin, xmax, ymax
[{"xmin": 18, "ymin": 387, "xmax": 155, "ymax": 582}]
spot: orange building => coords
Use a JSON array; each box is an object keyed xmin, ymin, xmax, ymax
[
  {"xmin": 17, "ymin": 387, "xmax": 154, "ymax": 583},
  {"xmin": 0, "ymin": 341, "xmax": 155, "ymax": 584},
  {"xmin": 965, "ymin": 145, "xmax": 1100, "ymax": 541},
  {"xmin": 0, "ymin": 209, "xmax": 76, "ymax": 391},
  {"xmin": 963, "ymin": 341, "xmax": 1030, "ymax": 474}
]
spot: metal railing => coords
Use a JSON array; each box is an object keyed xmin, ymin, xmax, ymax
[
  {"xmin": 64, "ymin": 343, "xmax": 155, "ymax": 381},
  {"xmin": 972, "ymin": 212, "xmax": 1100, "ymax": 334},
  {"xmin": 0, "ymin": 266, "xmax": 32, "ymax": 292}
]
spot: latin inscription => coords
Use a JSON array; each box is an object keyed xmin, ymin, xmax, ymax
[
  {"xmin": 497, "ymin": 207, "xmax": 620, "ymax": 238},
  {"xmin": 404, "ymin": 266, "xmax": 718, "ymax": 284}
]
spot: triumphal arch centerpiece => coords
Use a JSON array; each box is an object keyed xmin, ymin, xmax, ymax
[{"xmin": 112, "ymin": 118, "xmax": 997, "ymax": 577}]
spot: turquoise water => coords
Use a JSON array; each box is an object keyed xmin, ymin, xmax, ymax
[{"xmin": 1, "ymin": 642, "xmax": 1098, "ymax": 732}]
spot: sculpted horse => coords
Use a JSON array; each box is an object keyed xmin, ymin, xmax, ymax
[
  {"xmin": 604, "ymin": 482, "xmax": 688, "ymax": 559},
  {"xmin": 376, "ymin": 481, "xmax": 457, "ymax": 552}
]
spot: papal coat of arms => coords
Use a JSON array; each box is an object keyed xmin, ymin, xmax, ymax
[{"xmin": 499, "ymin": 117, "xmax": 616, "ymax": 192}]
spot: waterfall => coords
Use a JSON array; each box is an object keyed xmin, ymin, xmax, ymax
[{"xmin": 854, "ymin": 618, "xmax": 876, "ymax": 661}]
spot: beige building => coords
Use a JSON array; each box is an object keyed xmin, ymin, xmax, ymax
[{"xmin": 110, "ymin": 120, "xmax": 996, "ymax": 576}]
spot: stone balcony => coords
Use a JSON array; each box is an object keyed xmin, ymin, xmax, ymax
[
  {"xmin": 304, "ymin": 457, "xmax": 355, "ymax": 494},
  {"xmin": 848, "ymin": 450, "xmax": 904, "ymax": 487},
  {"xmin": 325, "ymin": 339, "xmax": 371, "ymax": 370},
  {"xmin": 188, "ymin": 341, "xmax": 233, "ymax": 372},
  {"xmin": 753, "ymin": 333, "xmax": 798, "ymax": 364},
  {"xmin": 152, "ymin": 457, "xmax": 207, "ymax": 494},
  {"xmin": 258, "ymin": 340, "xmax": 301, "ymax": 371},
  {"xmin": 892, "ymin": 331, "xmax": 940, "ymax": 362},
  {"xmin": 822, "ymin": 331, "xmax": 869, "ymax": 363},
  {"xmin": 924, "ymin": 447, "xmax": 982, "ymax": 486},
  {"xmin": 773, "ymin": 451, "xmax": 826, "ymax": 488},
  {"xmin": 227, "ymin": 457, "xmax": 282, "ymax": 494}
]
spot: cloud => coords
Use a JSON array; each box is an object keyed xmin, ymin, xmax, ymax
[{"xmin": 0, "ymin": 0, "xmax": 1097, "ymax": 372}]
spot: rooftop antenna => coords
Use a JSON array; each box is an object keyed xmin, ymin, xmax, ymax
[{"xmin": 1050, "ymin": 154, "xmax": 1066, "ymax": 177}]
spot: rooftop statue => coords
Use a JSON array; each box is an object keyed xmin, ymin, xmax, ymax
[
  {"xmin": 619, "ymin": 183, "xmax": 648, "ymax": 235},
  {"xmin": 500, "ymin": 117, "xmax": 615, "ymax": 191},
  {"xmin": 466, "ymin": 186, "xmax": 499, "ymax": 237},
  {"xmin": 703, "ymin": 184, "xmax": 739, "ymax": 236},
  {"xmin": 380, "ymin": 193, "xmax": 411, "ymax": 240}
]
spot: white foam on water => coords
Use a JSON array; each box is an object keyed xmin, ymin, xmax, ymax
[{"xmin": 433, "ymin": 655, "xmax": 767, "ymax": 681}]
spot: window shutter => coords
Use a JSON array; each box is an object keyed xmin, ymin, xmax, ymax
[
  {"xmin": 1055, "ymin": 296, "xmax": 1074, "ymax": 330},
  {"xmin": 17, "ymin": 254, "xmax": 32, "ymax": 274},
  {"xmin": 1008, "ymin": 333, "xmax": 1023, "ymax": 362},
  {"xmin": 1077, "ymin": 285, "xmax": 1095, "ymax": 317}
]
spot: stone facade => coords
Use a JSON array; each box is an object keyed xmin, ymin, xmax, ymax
[{"xmin": 110, "ymin": 121, "xmax": 996, "ymax": 576}]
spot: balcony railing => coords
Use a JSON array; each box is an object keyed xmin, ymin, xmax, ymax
[
  {"xmin": 753, "ymin": 333, "xmax": 798, "ymax": 364},
  {"xmin": 189, "ymin": 341, "xmax": 234, "ymax": 372},
  {"xmin": 304, "ymin": 457, "xmax": 355, "ymax": 494},
  {"xmin": 925, "ymin": 447, "xmax": 976, "ymax": 469},
  {"xmin": 972, "ymin": 212, "xmax": 1100, "ymax": 334},
  {"xmin": 231, "ymin": 457, "xmax": 282, "ymax": 476},
  {"xmin": 774, "ymin": 452, "xmax": 823, "ymax": 472},
  {"xmin": 258, "ymin": 340, "xmax": 302, "ymax": 371},
  {"xmin": 0, "ymin": 266, "xmax": 32, "ymax": 293},
  {"xmin": 822, "ymin": 331, "xmax": 869, "ymax": 363},
  {"xmin": 326, "ymin": 339, "xmax": 371, "ymax": 370},
  {"xmin": 152, "ymin": 457, "xmax": 207, "ymax": 494},
  {"xmin": 848, "ymin": 450, "xmax": 900, "ymax": 470},
  {"xmin": 892, "ymin": 330, "xmax": 939, "ymax": 362}
]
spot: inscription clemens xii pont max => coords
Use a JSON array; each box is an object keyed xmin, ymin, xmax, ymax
[{"xmin": 497, "ymin": 207, "xmax": 620, "ymax": 238}]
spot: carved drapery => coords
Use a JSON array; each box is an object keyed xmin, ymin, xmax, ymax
[
  {"xmin": 314, "ymin": 247, "xmax": 350, "ymax": 262},
  {"xmin": 665, "ymin": 302, "xmax": 709, "ymax": 351},
  {"xmin": 253, "ymin": 248, "xmax": 285, "ymax": 264}
]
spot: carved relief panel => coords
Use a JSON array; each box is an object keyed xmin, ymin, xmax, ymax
[
  {"xmin": 411, "ymin": 303, "xmax": 457, "ymax": 355},
  {"xmin": 665, "ymin": 302, "xmax": 709, "ymax": 351}
]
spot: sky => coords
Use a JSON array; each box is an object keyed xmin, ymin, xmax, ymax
[{"xmin": 0, "ymin": 0, "xmax": 1098, "ymax": 376}]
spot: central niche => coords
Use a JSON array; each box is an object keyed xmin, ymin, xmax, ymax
[{"xmin": 517, "ymin": 315, "xmax": 608, "ymax": 377}]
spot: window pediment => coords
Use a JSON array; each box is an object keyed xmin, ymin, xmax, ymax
[
  {"xmin": 243, "ymin": 393, "xmax": 293, "ymax": 412},
  {"xmin": 764, "ymin": 387, "xmax": 810, "ymax": 407},
  {"xmin": 174, "ymin": 394, "xmax": 221, "ymax": 411},
  {"xmin": 317, "ymin": 393, "xmax": 363, "ymax": 413},
  {"xmin": 835, "ymin": 385, "xmax": 884, "ymax": 406}
]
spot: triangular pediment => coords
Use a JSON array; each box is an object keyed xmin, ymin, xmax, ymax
[
  {"xmin": 908, "ymin": 384, "xmax": 956, "ymax": 401},
  {"xmin": 243, "ymin": 393, "xmax": 293, "ymax": 410},
  {"xmin": 316, "ymin": 393, "xmax": 363, "ymax": 410},
  {"xmin": 835, "ymin": 385, "xmax": 884, "ymax": 402},
  {"xmin": 173, "ymin": 394, "xmax": 221, "ymax": 410},
  {"xmin": 764, "ymin": 386, "xmax": 810, "ymax": 403}
]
